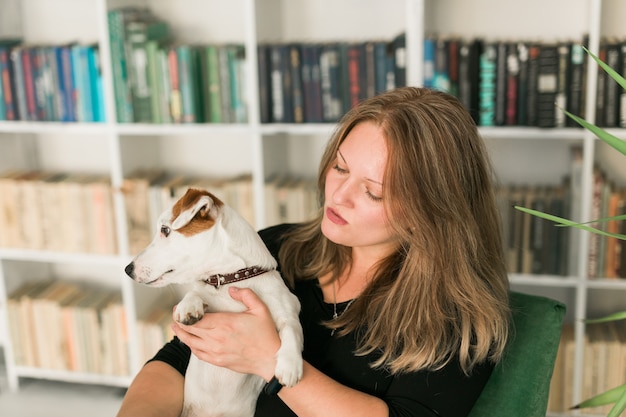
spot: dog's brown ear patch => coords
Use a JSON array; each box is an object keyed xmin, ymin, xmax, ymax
[{"xmin": 171, "ymin": 188, "xmax": 224, "ymax": 236}]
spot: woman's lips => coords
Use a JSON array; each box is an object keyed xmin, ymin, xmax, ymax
[{"xmin": 326, "ymin": 207, "xmax": 347, "ymax": 225}]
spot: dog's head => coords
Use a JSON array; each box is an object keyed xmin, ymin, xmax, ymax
[{"xmin": 125, "ymin": 187, "xmax": 272, "ymax": 287}]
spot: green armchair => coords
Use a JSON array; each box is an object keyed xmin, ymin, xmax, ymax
[{"xmin": 469, "ymin": 291, "xmax": 566, "ymax": 417}]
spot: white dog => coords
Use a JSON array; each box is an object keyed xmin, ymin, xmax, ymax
[{"xmin": 125, "ymin": 188, "xmax": 303, "ymax": 417}]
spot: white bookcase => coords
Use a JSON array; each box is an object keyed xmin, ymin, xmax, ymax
[{"xmin": 0, "ymin": 1, "xmax": 624, "ymax": 415}]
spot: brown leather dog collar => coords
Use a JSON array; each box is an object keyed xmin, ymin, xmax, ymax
[{"xmin": 202, "ymin": 266, "xmax": 271, "ymax": 288}]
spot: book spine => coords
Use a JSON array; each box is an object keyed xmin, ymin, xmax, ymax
[
  {"xmin": 516, "ymin": 42, "xmax": 529, "ymax": 126},
  {"xmin": 536, "ymin": 43, "xmax": 559, "ymax": 128},
  {"xmin": 392, "ymin": 33, "xmax": 406, "ymax": 88},
  {"xmin": 21, "ymin": 47, "xmax": 39, "ymax": 121},
  {"xmin": 0, "ymin": 48, "xmax": 8, "ymax": 120},
  {"xmin": 70, "ymin": 45, "xmax": 85, "ymax": 122},
  {"xmin": 526, "ymin": 44, "xmax": 541, "ymax": 126},
  {"xmin": 257, "ymin": 44, "xmax": 271, "ymax": 124},
  {"xmin": 289, "ymin": 44, "xmax": 304, "ymax": 123},
  {"xmin": 604, "ymin": 40, "xmax": 621, "ymax": 127},
  {"xmin": 167, "ymin": 47, "xmax": 182, "ymax": 123},
  {"xmin": 218, "ymin": 45, "xmax": 233, "ymax": 123},
  {"xmin": 478, "ymin": 43, "xmax": 497, "ymax": 126},
  {"xmin": 107, "ymin": 10, "xmax": 133, "ymax": 123},
  {"xmin": 10, "ymin": 47, "xmax": 27, "ymax": 121},
  {"xmin": 423, "ymin": 36, "xmax": 435, "ymax": 89},
  {"xmin": 567, "ymin": 44, "xmax": 585, "ymax": 127},
  {"xmin": 505, "ymin": 42, "xmax": 519, "ymax": 126},
  {"xmin": 433, "ymin": 38, "xmax": 450, "ymax": 92},
  {"xmin": 176, "ymin": 44, "xmax": 196, "ymax": 123},
  {"xmin": 347, "ymin": 43, "xmax": 361, "ymax": 109},
  {"xmin": 206, "ymin": 44, "xmax": 221, "ymax": 123},
  {"xmin": 555, "ymin": 42, "xmax": 571, "ymax": 128},
  {"xmin": 494, "ymin": 42, "xmax": 507, "ymax": 126}
]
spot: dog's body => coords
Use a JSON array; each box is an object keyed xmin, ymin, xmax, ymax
[{"xmin": 125, "ymin": 188, "xmax": 303, "ymax": 417}]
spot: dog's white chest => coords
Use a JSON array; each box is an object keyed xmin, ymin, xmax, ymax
[{"xmin": 182, "ymin": 355, "xmax": 264, "ymax": 417}]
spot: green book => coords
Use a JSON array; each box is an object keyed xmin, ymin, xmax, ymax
[
  {"xmin": 125, "ymin": 18, "xmax": 169, "ymax": 123},
  {"xmin": 176, "ymin": 44, "xmax": 197, "ymax": 123}
]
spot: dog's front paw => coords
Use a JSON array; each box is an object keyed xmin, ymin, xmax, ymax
[
  {"xmin": 174, "ymin": 298, "xmax": 205, "ymax": 325},
  {"xmin": 274, "ymin": 353, "xmax": 303, "ymax": 388}
]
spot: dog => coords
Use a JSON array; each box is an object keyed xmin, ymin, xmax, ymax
[{"xmin": 124, "ymin": 188, "xmax": 303, "ymax": 417}]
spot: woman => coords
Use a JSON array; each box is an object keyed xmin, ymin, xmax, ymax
[{"xmin": 116, "ymin": 87, "xmax": 511, "ymax": 417}]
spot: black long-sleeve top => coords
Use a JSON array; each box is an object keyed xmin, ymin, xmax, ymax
[{"xmin": 150, "ymin": 223, "xmax": 493, "ymax": 417}]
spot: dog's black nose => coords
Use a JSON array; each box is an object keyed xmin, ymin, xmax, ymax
[{"xmin": 125, "ymin": 263, "xmax": 135, "ymax": 278}]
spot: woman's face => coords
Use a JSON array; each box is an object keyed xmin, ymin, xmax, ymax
[{"xmin": 321, "ymin": 121, "xmax": 396, "ymax": 257}]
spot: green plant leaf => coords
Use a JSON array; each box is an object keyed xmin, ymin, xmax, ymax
[
  {"xmin": 514, "ymin": 206, "xmax": 626, "ymax": 240},
  {"xmin": 556, "ymin": 214, "xmax": 626, "ymax": 227},
  {"xmin": 573, "ymin": 383, "xmax": 626, "ymax": 409},
  {"xmin": 563, "ymin": 109, "xmax": 626, "ymax": 156},
  {"xmin": 608, "ymin": 387, "xmax": 626, "ymax": 417},
  {"xmin": 585, "ymin": 311, "xmax": 626, "ymax": 324},
  {"xmin": 584, "ymin": 46, "xmax": 626, "ymax": 91}
]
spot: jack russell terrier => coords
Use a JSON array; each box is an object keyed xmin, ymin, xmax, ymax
[{"xmin": 125, "ymin": 188, "xmax": 303, "ymax": 417}]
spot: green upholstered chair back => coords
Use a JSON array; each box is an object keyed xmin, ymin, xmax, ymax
[{"xmin": 469, "ymin": 291, "xmax": 566, "ymax": 417}]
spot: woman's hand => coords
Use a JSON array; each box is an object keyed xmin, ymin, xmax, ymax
[{"xmin": 171, "ymin": 286, "xmax": 281, "ymax": 381}]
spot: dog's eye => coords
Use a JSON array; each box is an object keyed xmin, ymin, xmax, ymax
[{"xmin": 161, "ymin": 225, "xmax": 171, "ymax": 237}]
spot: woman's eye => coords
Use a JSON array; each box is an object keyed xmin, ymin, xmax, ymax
[
  {"xmin": 366, "ymin": 191, "xmax": 383, "ymax": 202},
  {"xmin": 161, "ymin": 225, "xmax": 171, "ymax": 237},
  {"xmin": 333, "ymin": 164, "xmax": 348, "ymax": 174}
]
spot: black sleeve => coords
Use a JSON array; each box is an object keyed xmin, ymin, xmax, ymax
[
  {"xmin": 384, "ymin": 360, "xmax": 494, "ymax": 417},
  {"xmin": 147, "ymin": 336, "xmax": 191, "ymax": 376}
]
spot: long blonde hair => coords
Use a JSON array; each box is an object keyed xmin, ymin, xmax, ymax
[{"xmin": 279, "ymin": 87, "xmax": 510, "ymax": 375}]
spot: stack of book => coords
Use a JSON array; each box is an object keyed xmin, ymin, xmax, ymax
[
  {"xmin": 257, "ymin": 34, "xmax": 406, "ymax": 124},
  {"xmin": 7, "ymin": 280, "xmax": 128, "ymax": 375},
  {"xmin": 548, "ymin": 321, "xmax": 626, "ymax": 414},
  {"xmin": 0, "ymin": 170, "xmax": 117, "ymax": 254},
  {"xmin": 108, "ymin": 7, "xmax": 247, "ymax": 124},
  {"xmin": 498, "ymin": 145, "xmax": 626, "ymax": 279},
  {"xmin": 0, "ymin": 38, "xmax": 105, "ymax": 122},
  {"xmin": 7, "ymin": 279, "xmax": 177, "ymax": 375}
]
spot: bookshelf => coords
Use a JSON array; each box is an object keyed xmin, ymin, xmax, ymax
[{"xmin": 0, "ymin": 0, "xmax": 625, "ymax": 415}]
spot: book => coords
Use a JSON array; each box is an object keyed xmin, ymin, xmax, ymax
[
  {"xmin": 536, "ymin": 43, "xmax": 559, "ymax": 128},
  {"xmin": 554, "ymin": 42, "xmax": 571, "ymax": 128},
  {"xmin": 218, "ymin": 44, "xmax": 235, "ymax": 123},
  {"xmin": 300, "ymin": 43, "xmax": 323, "ymax": 123},
  {"xmin": 319, "ymin": 42, "xmax": 343, "ymax": 122},
  {"xmin": 167, "ymin": 46, "xmax": 182, "ymax": 123},
  {"xmin": 525, "ymin": 43, "xmax": 541, "ymax": 126},
  {"xmin": 346, "ymin": 42, "xmax": 363, "ymax": 109},
  {"xmin": 458, "ymin": 38, "xmax": 482, "ymax": 123},
  {"xmin": 478, "ymin": 42, "xmax": 497, "ymax": 126},
  {"xmin": 269, "ymin": 43, "xmax": 291, "ymax": 123},
  {"xmin": 199, "ymin": 44, "xmax": 221, "ymax": 123},
  {"xmin": 595, "ymin": 42, "xmax": 607, "ymax": 127},
  {"xmin": 515, "ymin": 42, "xmax": 529, "ymax": 125},
  {"xmin": 107, "ymin": 7, "xmax": 150, "ymax": 123},
  {"xmin": 604, "ymin": 39, "xmax": 621, "ymax": 127},
  {"xmin": 423, "ymin": 35, "xmax": 435, "ymax": 89},
  {"xmin": 433, "ymin": 37, "xmax": 450, "ymax": 93},
  {"xmin": 391, "ymin": 33, "xmax": 406, "ymax": 88},
  {"xmin": 9, "ymin": 45, "xmax": 28, "ymax": 121},
  {"xmin": 126, "ymin": 18, "xmax": 170, "ymax": 123},
  {"xmin": 505, "ymin": 42, "xmax": 519, "ymax": 126},
  {"xmin": 176, "ymin": 44, "xmax": 198, "ymax": 123},
  {"xmin": 229, "ymin": 44, "xmax": 247, "ymax": 123},
  {"xmin": 494, "ymin": 41, "xmax": 508, "ymax": 126},
  {"xmin": 567, "ymin": 43, "xmax": 586, "ymax": 127},
  {"xmin": 257, "ymin": 43, "xmax": 272, "ymax": 123},
  {"xmin": 289, "ymin": 44, "xmax": 304, "ymax": 123}
]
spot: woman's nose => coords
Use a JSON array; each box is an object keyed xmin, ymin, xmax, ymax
[{"xmin": 331, "ymin": 179, "xmax": 355, "ymax": 206}]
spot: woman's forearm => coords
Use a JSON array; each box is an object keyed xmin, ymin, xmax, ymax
[
  {"xmin": 278, "ymin": 361, "xmax": 389, "ymax": 417},
  {"xmin": 117, "ymin": 361, "xmax": 185, "ymax": 417}
]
